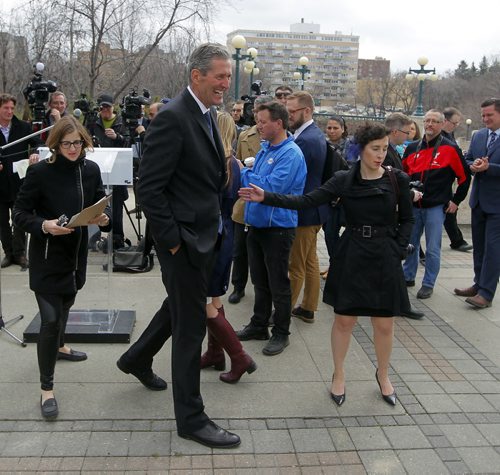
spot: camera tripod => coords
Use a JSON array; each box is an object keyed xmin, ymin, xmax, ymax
[{"xmin": 0, "ymin": 260, "xmax": 26, "ymax": 347}]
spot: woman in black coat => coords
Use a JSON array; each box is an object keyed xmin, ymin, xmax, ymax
[
  {"xmin": 239, "ymin": 123, "xmax": 414, "ymax": 407},
  {"xmin": 13, "ymin": 116, "xmax": 112, "ymax": 419}
]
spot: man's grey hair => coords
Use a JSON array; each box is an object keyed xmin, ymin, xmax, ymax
[
  {"xmin": 188, "ymin": 43, "xmax": 230, "ymax": 80},
  {"xmin": 254, "ymin": 95, "xmax": 274, "ymax": 106},
  {"xmin": 49, "ymin": 91, "xmax": 67, "ymax": 104},
  {"xmin": 425, "ymin": 109, "xmax": 445, "ymax": 122},
  {"xmin": 385, "ymin": 112, "xmax": 412, "ymax": 131}
]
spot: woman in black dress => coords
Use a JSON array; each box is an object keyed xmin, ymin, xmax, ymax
[
  {"xmin": 239, "ymin": 123, "xmax": 414, "ymax": 406},
  {"xmin": 13, "ymin": 116, "xmax": 111, "ymax": 419},
  {"xmin": 200, "ymin": 112, "xmax": 256, "ymax": 384}
]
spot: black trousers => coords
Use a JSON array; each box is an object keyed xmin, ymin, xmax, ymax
[
  {"xmin": 35, "ymin": 292, "xmax": 76, "ymax": 391},
  {"xmin": 112, "ymin": 185, "xmax": 129, "ymax": 246},
  {"xmin": 444, "ymin": 212, "xmax": 466, "ymax": 248},
  {"xmin": 230, "ymin": 222, "xmax": 249, "ymax": 292},
  {"xmin": 247, "ymin": 227, "xmax": 295, "ymax": 336},
  {"xmin": 120, "ymin": 244, "xmax": 211, "ymax": 433},
  {"xmin": 0, "ymin": 201, "xmax": 26, "ymax": 257}
]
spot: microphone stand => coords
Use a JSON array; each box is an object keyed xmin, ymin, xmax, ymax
[{"xmin": 0, "ymin": 124, "xmax": 53, "ymax": 346}]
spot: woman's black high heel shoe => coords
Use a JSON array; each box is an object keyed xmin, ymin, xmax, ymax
[
  {"xmin": 375, "ymin": 369, "xmax": 397, "ymax": 406},
  {"xmin": 330, "ymin": 374, "xmax": 345, "ymax": 406}
]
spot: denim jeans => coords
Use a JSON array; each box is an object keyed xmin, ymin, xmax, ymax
[{"xmin": 403, "ymin": 205, "xmax": 446, "ymax": 288}]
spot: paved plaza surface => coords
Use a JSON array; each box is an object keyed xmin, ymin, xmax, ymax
[{"xmin": 1, "ymin": 225, "xmax": 500, "ymax": 474}]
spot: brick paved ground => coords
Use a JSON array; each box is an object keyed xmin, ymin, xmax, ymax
[{"xmin": 1, "ymin": 225, "xmax": 500, "ymax": 474}]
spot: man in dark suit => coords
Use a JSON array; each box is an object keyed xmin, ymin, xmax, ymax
[
  {"xmin": 0, "ymin": 93, "xmax": 41, "ymax": 270},
  {"xmin": 116, "ymin": 44, "xmax": 240, "ymax": 449},
  {"xmin": 455, "ymin": 98, "xmax": 500, "ymax": 308},
  {"xmin": 285, "ymin": 91, "xmax": 326, "ymax": 324}
]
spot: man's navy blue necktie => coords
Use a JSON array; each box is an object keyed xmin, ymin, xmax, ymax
[
  {"xmin": 488, "ymin": 131, "xmax": 497, "ymax": 154},
  {"xmin": 204, "ymin": 111, "xmax": 213, "ymax": 136}
]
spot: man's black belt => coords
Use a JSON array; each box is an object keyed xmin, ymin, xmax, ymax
[{"xmin": 346, "ymin": 225, "xmax": 395, "ymax": 238}]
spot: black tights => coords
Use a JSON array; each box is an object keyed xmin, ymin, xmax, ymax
[{"xmin": 35, "ymin": 292, "xmax": 76, "ymax": 391}]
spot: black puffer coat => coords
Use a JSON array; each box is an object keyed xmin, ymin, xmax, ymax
[
  {"xmin": 13, "ymin": 154, "xmax": 112, "ymax": 294},
  {"xmin": 264, "ymin": 160, "xmax": 414, "ymax": 317}
]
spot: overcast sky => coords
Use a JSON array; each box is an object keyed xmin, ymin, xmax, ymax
[
  {"xmin": 213, "ymin": 0, "xmax": 500, "ymax": 74},
  {"xmin": 2, "ymin": 0, "xmax": 499, "ymax": 75}
]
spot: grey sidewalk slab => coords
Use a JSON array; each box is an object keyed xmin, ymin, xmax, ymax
[{"xmin": 3, "ymin": 225, "xmax": 500, "ymax": 472}]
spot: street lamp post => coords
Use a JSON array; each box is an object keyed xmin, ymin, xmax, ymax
[
  {"xmin": 244, "ymin": 58, "xmax": 260, "ymax": 95},
  {"xmin": 231, "ymin": 35, "xmax": 258, "ymax": 100},
  {"xmin": 466, "ymin": 118, "xmax": 472, "ymax": 141},
  {"xmin": 405, "ymin": 57, "xmax": 437, "ymax": 116},
  {"xmin": 294, "ymin": 56, "xmax": 310, "ymax": 91}
]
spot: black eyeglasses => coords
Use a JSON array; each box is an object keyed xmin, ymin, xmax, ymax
[
  {"xmin": 60, "ymin": 140, "xmax": 84, "ymax": 149},
  {"xmin": 397, "ymin": 129, "xmax": 410, "ymax": 135},
  {"xmin": 275, "ymin": 92, "xmax": 291, "ymax": 99}
]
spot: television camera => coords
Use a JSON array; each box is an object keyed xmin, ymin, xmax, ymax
[
  {"xmin": 120, "ymin": 87, "xmax": 151, "ymax": 130},
  {"xmin": 240, "ymin": 80, "xmax": 269, "ymax": 126},
  {"xmin": 23, "ymin": 63, "xmax": 57, "ymax": 126}
]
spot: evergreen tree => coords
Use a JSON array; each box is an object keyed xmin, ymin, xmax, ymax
[
  {"xmin": 455, "ymin": 60, "xmax": 470, "ymax": 79},
  {"xmin": 479, "ymin": 56, "xmax": 489, "ymax": 75}
]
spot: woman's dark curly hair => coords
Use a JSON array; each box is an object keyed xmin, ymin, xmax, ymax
[{"xmin": 353, "ymin": 122, "xmax": 389, "ymax": 150}]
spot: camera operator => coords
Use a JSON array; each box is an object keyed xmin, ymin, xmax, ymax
[
  {"xmin": 44, "ymin": 91, "xmax": 68, "ymax": 126},
  {"xmin": 91, "ymin": 93, "xmax": 128, "ymax": 249},
  {"xmin": 148, "ymin": 102, "xmax": 163, "ymax": 122},
  {"xmin": 0, "ymin": 93, "xmax": 43, "ymax": 270}
]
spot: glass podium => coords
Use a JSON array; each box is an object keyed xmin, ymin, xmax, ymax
[{"xmin": 23, "ymin": 148, "xmax": 136, "ymax": 343}]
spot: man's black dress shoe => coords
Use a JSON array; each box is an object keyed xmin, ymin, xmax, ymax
[
  {"xmin": 178, "ymin": 420, "xmax": 241, "ymax": 448},
  {"xmin": 116, "ymin": 358, "xmax": 167, "ymax": 391},
  {"xmin": 41, "ymin": 396, "xmax": 58, "ymax": 420},
  {"xmin": 1, "ymin": 255, "xmax": 12, "ymax": 268},
  {"xmin": 236, "ymin": 324, "xmax": 269, "ymax": 341},
  {"xmin": 292, "ymin": 306, "xmax": 315, "ymax": 323},
  {"xmin": 57, "ymin": 349, "xmax": 88, "ymax": 361},
  {"xmin": 405, "ymin": 280, "xmax": 415, "ymax": 287},
  {"xmin": 401, "ymin": 307, "xmax": 425, "ymax": 320},
  {"xmin": 228, "ymin": 289, "xmax": 245, "ymax": 304}
]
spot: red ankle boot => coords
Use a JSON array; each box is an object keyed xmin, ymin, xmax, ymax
[{"xmin": 207, "ymin": 306, "xmax": 257, "ymax": 384}]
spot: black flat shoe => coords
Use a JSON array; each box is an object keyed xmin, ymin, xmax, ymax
[
  {"xmin": 375, "ymin": 369, "xmax": 397, "ymax": 406},
  {"xmin": 330, "ymin": 374, "xmax": 345, "ymax": 406},
  {"xmin": 116, "ymin": 357, "xmax": 167, "ymax": 391},
  {"xmin": 57, "ymin": 349, "xmax": 88, "ymax": 361},
  {"xmin": 178, "ymin": 420, "xmax": 241, "ymax": 448},
  {"xmin": 40, "ymin": 396, "xmax": 58, "ymax": 420}
]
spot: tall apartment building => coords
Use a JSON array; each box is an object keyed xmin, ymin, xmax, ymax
[
  {"xmin": 358, "ymin": 57, "xmax": 390, "ymax": 80},
  {"xmin": 227, "ymin": 20, "xmax": 359, "ymax": 107}
]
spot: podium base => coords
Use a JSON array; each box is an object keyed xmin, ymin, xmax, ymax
[{"xmin": 23, "ymin": 309, "xmax": 136, "ymax": 343}]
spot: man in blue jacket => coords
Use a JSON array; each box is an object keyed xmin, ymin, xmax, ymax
[
  {"xmin": 236, "ymin": 101, "xmax": 306, "ymax": 355},
  {"xmin": 286, "ymin": 91, "xmax": 327, "ymax": 323}
]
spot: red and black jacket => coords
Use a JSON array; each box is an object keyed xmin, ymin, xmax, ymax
[{"xmin": 402, "ymin": 135, "xmax": 470, "ymax": 208}]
